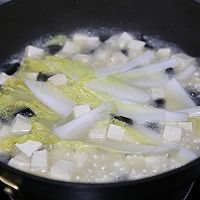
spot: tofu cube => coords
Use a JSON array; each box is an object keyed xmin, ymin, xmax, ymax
[
  {"xmin": 48, "ymin": 74, "xmax": 68, "ymax": 86},
  {"xmin": 50, "ymin": 159, "xmax": 74, "ymax": 180},
  {"xmin": 128, "ymin": 49, "xmax": 142, "ymax": 59},
  {"xmin": 8, "ymin": 153, "xmax": 30, "ymax": 171},
  {"xmin": 172, "ymin": 53, "xmax": 195, "ymax": 70},
  {"xmin": 0, "ymin": 125, "xmax": 11, "ymax": 138},
  {"xmin": 110, "ymin": 52, "xmax": 129, "ymax": 64},
  {"xmin": 73, "ymin": 34, "xmax": 101, "ymax": 51},
  {"xmin": 118, "ymin": 32, "xmax": 133, "ymax": 41},
  {"xmin": 0, "ymin": 73, "xmax": 11, "ymax": 85},
  {"xmin": 151, "ymin": 87, "xmax": 165, "ymax": 99},
  {"xmin": 89, "ymin": 127, "xmax": 107, "ymax": 140},
  {"xmin": 127, "ymin": 40, "xmax": 146, "ymax": 51},
  {"xmin": 93, "ymin": 49, "xmax": 112, "ymax": 61},
  {"xmin": 178, "ymin": 122, "xmax": 193, "ymax": 132},
  {"xmin": 107, "ymin": 124, "xmax": 125, "ymax": 141},
  {"xmin": 15, "ymin": 140, "xmax": 42, "ymax": 157},
  {"xmin": 24, "ymin": 45, "xmax": 44, "ymax": 59},
  {"xmin": 31, "ymin": 149, "xmax": 48, "ymax": 173},
  {"xmin": 10, "ymin": 114, "xmax": 32, "ymax": 136},
  {"xmin": 163, "ymin": 125, "xmax": 182, "ymax": 142},
  {"xmin": 61, "ymin": 41, "xmax": 81, "ymax": 56},
  {"xmin": 156, "ymin": 48, "xmax": 171, "ymax": 59},
  {"xmin": 73, "ymin": 105, "xmax": 91, "ymax": 118},
  {"xmin": 117, "ymin": 32, "xmax": 134, "ymax": 48}
]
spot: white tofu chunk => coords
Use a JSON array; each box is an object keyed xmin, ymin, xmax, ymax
[
  {"xmin": 178, "ymin": 122, "xmax": 193, "ymax": 132},
  {"xmin": 48, "ymin": 74, "xmax": 68, "ymax": 86},
  {"xmin": 118, "ymin": 32, "xmax": 133, "ymax": 41},
  {"xmin": 163, "ymin": 125, "xmax": 182, "ymax": 142},
  {"xmin": 89, "ymin": 127, "xmax": 107, "ymax": 140},
  {"xmin": 73, "ymin": 104, "xmax": 91, "ymax": 118},
  {"xmin": 24, "ymin": 45, "xmax": 44, "ymax": 59},
  {"xmin": 0, "ymin": 72, "xmax": 11, "ymax": 85},
  {"xmin": 15, "ymin": 140, "xmax": 42, "ymax": 157},
  {"xmin": 156, "ymin": 48, "xmax": 171, "ymax": 59},
  {"xmin": 0, "ymin": 125, "xmax": 11, "ymax": 138},
  {"xmin": 151, "ymin": 87, "xmax": 165, "ymax": 99},
  {"xmin": 73, "ymin": 54, "xmax": 90, "ymax": 64},
  {"xmin": 31, "ymin": 149, "xmax": 48, "ymax": 173},
  {"xmin": 172, "ymin": 53, "xmax": 195, "ymax": 70},
  {"xmin": 73, "ymin": 34, "xmax": 101, "ymax": 51},
  {"xmin": 127, "ymin": 40, "xmax": 146, "ymax": 51},
  {"xmin": 61, "ymin": 41, "xmax": 81, "ymax": 56},
  {"xmin": 128, "ymin": 49, "xmax": 142, "ymax": 59},
  {"xmin": 92, "ymin": 49, "xmax": 112, "ymax": 62},
  {"xmin": 10, "ymin": 114, "xmax": 32, "ymax": 136},
  {"xmin": 117, "ymin": 32, "xmax": 134, "ymax": 49},
  {"xmin": 105, "ymin": 32, "xmax": 134, "ymax": 49},
  {"xmin": 50, "ymin": 159, "xmax": 74, "ymax": 180},
  {"xmin": 107, "ymin": 124, "xmax": 125, "ymax": 141},
  {"xmin": 8, "ymin": 153, "xmax": 30, "ymax": 171},
  {"xmin": 26, "ymin": 72, "xmax": 38, "ymax": 80},
  {"xmin": 110, "ymin": 52, "xmax": 129, "ymax": 64}
]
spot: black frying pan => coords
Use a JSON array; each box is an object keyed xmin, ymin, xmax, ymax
[{"xmin": 0, "ymin": 0, "xmax": 200, "ymax": 200}]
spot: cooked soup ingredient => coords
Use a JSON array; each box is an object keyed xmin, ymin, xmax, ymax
[{"xmin": 1, "ymin": 31, "xmax": 200, "ymax": 183}]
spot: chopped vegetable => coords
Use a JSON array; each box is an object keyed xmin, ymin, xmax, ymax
[
  {"xmin": 24, "ymin": 80, "xmax": 75, "ymax": 116},
  {"xmin": 86, "ymin": 77, "xmax": 151, "ymax": 103},
  {"xmin": 162, "ymin": 79, "xmax": 196, "ymax": 109},
  {"xmin": 15, "ymin": 140, "xmax": 42, "ymax": 157},
  {"xmin": 24, "ymin": 46, "xmax": 44, "ymax": 59},
  {"xmin": 10, "ymin": 114, "xmax": 32, "ymax": 136},
  {"xmin": 54, "ymin": 104, "xmax": 112, "ymax": 140},
  {"xmin": 96, "ymin": 50, "xmax": 154, "ymax": 77}
]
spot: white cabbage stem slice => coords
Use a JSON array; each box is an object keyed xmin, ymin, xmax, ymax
[
  {"xmin": 178, "ymin": 106, "xmax": 200, "ymax": 117},
  {"xmin": 162, "ymin": 78, "xmax": 196, "ymax": 110},
  {"xmin": 24, "ymin": 80, "xmax": 75, "ymax": 117},
  {"xmin": 86, "ymin": 77, "xmax": 151, "ymax": 103},
  {"xmin": 133, "ymin": 125, "xmax": 166, "ymax": 145},
  {"xmin": 129, "ymin": 57, "xmax": 178, "ymax": 74},
  {"xmin": 96, "ymin": 50, "xmax": 154, "ymax": 77},
  {"xmin": 91, "ymin": 140, "xmax": 180, "ymax": 155},
  {"xmin": 54, "ymin": 104, "xmax": 112, "ymax": 140},
  {"xmin": 115, "ymin": 100, "xmax": 189, "ymax": 122},
  {"xmin": 176, "ymin": 65, "xmax": 196, "ymax": 82},
  {"xmin": 115, "ymin": 70, "xmax": 169, "ymax": 88}
]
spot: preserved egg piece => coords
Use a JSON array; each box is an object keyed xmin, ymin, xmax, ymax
[
  {"xmin": 1, "ymin": 61, "xmax": 20, "ymax": 75},
  {"xmin": 14, "ymin": 107, "xmax": 35, "ymax": 118},
  {"xmin": 37, "ymin": 72, "xmax": 52, "ymax": 82},
  {"xmin": 111, "ymin": 114, "xmax": 133, "ymax": 125},
  {"xmin": 46, "ymin": 44, "xmax": 63, "ymax": 55},
  {"xmin": 145, "ymin": 122, "xmax": 161, "ymax": 132},
  {"xmin": 165, "ymin": 68, "xmax": 175, "ymax": 77},
  {"xmin": 121, "ymin": 49, "xmax": 128, "ymax": 56},
  {"xmin": 151, "ymin": 98, "xmax": 166, "ymax": 109},
  {"xmin": 185, "ymin": 88, "xmax": 200, "ymax": 106}
]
